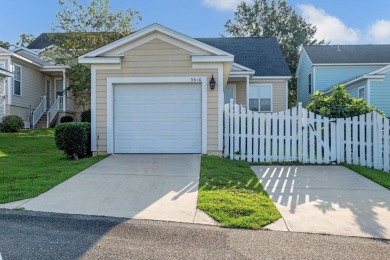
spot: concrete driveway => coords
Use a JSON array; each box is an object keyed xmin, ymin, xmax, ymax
[
  {"xmin": 252, "ymin": 165, "xmax": 390, "ymax": 239},
  {"xmin": 2, "ymin": 154, "xmax": 216, "ymax": 225}
]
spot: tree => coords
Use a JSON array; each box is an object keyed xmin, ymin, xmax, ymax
[
  {"xmin": 15, "ymin": 34, "xmax": 36, "ymax": 47},
  {"xmin": 306, "ymin": 85, "xmax": 382, "ymax": 118},
  {"xmin": 0, "ymin": 40, "xmax": 12, "ymax": 50},
  {"xmin": 44, "ymin": 0, "xmax": 141, "ymax": 109},
  {"xmin": 0, "ymin": 34, "xmax": 36, "ymax": 50},
  {"xmin": 225, "ymin": 0, "xmax": 324, "ymax": 107}
]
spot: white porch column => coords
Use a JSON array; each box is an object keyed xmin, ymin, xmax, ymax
[
  {"xmin": 246, "ymin": 75, "xmax": 250, "ymax": 107},
  {"xmin": 62, "ymin": 69, "xmax": 66, "ymax": 112}
]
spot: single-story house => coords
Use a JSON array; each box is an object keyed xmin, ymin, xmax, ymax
[
  {"xmin": 79, "ymin": 24, "xmax": 291, "ymax": 155},
  {"xmin": 0, "ymin": 46, "xmax": 78, "ymax": 127},
  {"xmin": 297, "ymin": 44, "xmax": 390, "ymax": 116}
]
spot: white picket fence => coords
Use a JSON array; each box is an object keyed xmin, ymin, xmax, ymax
[{"xmin": 224, "ymin": 101, "xmax": 390, "ymax": 172}]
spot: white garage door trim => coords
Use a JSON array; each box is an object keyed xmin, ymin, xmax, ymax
[{"xmin": 107, "ymin": 77, "xmax": 208, "ymax": 154}]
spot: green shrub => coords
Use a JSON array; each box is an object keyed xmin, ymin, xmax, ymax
[
  {"xmin": 1, "ymin": 115, "xmax": 24, "ymax": 132},
  {"xmin": 55, "ymin": 122, "xmax": 91, "ymax": 160},
  {"xmin": 307, "ymin": 85, "xmax": 383, "ymax": 118},
  {"xmin": 81, "ymin": 109, "xmax": 91, "ymax": 123},
  {"xmin": 60, "ymin": 116, "xmax": 74, "ymax": 123}
]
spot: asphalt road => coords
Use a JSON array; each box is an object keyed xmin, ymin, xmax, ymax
[{"xmin": 0, "ymin": 210, "xmax": 389, "ymax": 260}]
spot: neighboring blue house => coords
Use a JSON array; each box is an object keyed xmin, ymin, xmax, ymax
[{"xmin": 297, "ymin": 45, "xmax": 390, "ymax": 116}]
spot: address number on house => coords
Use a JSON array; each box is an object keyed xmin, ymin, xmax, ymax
[{"xmin": 191, "ymin": 78, "xmax": 202, "ymax": 82}]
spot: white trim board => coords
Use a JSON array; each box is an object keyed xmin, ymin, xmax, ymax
[
  {"xmin": 90, "ymin": 64, "xmax": 122, "ymax": 151},
  {"xmin": 106, "ymin": 76, "xmax": 208, "ymax": 154},
  {"xmin": 251, "ymin": 76, "xmax": 291, "ymax": 80}
]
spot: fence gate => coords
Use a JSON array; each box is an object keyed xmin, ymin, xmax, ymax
[{"xmin": 223, "ymin": 101, "xmax": 390, "ymax": 172}]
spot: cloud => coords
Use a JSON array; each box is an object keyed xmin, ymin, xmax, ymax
[
  {"xmin": 369, "ymin": 20, "xmax": 390, "ymax": 43},
  {"xmin": 298, "ymin": 4, "xmax": 359, "ymax": 44},
  {"xmin": 202, "ymin": 0, "xmax": 249, "ymax": 11}
]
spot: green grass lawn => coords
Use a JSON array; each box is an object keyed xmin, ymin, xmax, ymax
[
  {"xmin": 0, "ymin": 129, "xmax": 106, "ymax": 204},
  {"xmin": 197, "ymin": 155, "xmax": 281, "ymax": 229},
  {"xmin": 344, "ymin": 164, "xmax": 390, "ymax": 190}
]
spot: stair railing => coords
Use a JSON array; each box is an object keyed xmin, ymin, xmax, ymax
[
  {"xmin": 32, "ymin": 96, "xmax": 46, "ymax": 129},
  {"xmin": 47, "ymin": 96, "xmax": 63, "ymax": 128}
]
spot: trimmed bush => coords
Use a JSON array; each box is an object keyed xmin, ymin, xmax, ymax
[
  {"xmin": 1, "ymin": 115, "xmax": 24, "ymax": 132},
  {"xmin": 55, "ymin": 122, "xmax": 91, "ymax": 160},
  {"xmin": 307, "ymin": 85, "xmax": 382, "ymax": 118},
  {"xmin": 81, "ymin": 109, "xmax": 91, "ymax": 123},
  {"xmin": 60, "ymin": 116, "xmax": 74, "ymax": 123}
]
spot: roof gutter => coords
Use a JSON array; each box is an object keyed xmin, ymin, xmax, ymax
[{"xmin": 252, "ymin": 76, "xmax": 291, "ymax": 80}]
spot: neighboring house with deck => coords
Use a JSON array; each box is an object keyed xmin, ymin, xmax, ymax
[
  {"xmin": 0, "ymin": 46, "xmax": 77, "ymax": 128},
  {"xmin": 297, "ymin": 44, "xmax": 390, "ymax": 116},
  {"xmin": 78, "ymin": 24, "xmax": 291, "ymax": 155}
]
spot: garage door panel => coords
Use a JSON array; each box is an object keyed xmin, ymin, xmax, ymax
[{"xmin": 114, "ymin": 84, "xmax": 201, "ymax": 153}]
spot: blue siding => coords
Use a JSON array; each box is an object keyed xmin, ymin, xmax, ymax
[
  {"xmin": 346, "ymin": 82, "xmax": 366, "ymax": 99},
  {"xmin": 297, "ymin": 50, "xmax": 313, "ymax": 107},
  {"xmin": 315, "ymin": 66, "xmax": 381, "ymax": 92},
  {"xmin": 370, "ymin": 71, "xmax": 390, "ymax": 116}
]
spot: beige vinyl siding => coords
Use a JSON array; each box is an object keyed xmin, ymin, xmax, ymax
[
  {"xmin": 11, "ymin": 58, "xmax": 45, "ymax": 111},
  {"xmin": 229, "ymin": 80, "xmax": 246, "ymax": 105},
  {"xmin": 270, "ymin": 80, "xmax": 288, "ymax": 112},
  {"xmin": 95, "ymin": 38, "xmax": 220, "ymax": 153}
]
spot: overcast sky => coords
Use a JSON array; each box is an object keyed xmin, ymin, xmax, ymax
[{"xmin": 1, "ymin": 0, "xmax": 390, "ymax": 44}]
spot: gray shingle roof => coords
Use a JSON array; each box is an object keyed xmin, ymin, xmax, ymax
[
  {"xmin": 196, "ymin": 37, "xmax": 291, "ymax": 77},
  {"xmin": 304, "ymin": 45, "xmax": 390, "ymax": 64},
  {"xmin": 14, "ymin": 49, "xmax": 54, "ymax": 66},
  {"xmin": 29, "ymin": 33, "xmax": 291, "ymax": 77},
  {"xmin": 27, "ymin": 33, "xmax": 53, "ymax": 50}
]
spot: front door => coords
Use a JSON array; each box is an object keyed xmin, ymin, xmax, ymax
[{"xmin": 224, "ymin": 85, "xmax": 236, "ymax": 104}]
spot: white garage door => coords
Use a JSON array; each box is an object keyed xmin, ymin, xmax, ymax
[{"xmin": 114, "ymin": 84, "xmax": 202, "ymax": 153}]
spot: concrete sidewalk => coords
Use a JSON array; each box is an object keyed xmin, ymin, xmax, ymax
[
  {"xmin": 1, "ymin": 154, "xmax": 217, "ymax": 225},
  {"xmin": 252, "ymin": 165, "xmax": 390, "ymax": 239}
]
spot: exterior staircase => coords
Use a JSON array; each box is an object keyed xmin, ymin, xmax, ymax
[{"xmin": 34, "ymin": 112, "xmax": 48, "ymax": 129}]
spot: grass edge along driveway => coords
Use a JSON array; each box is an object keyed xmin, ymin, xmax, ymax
[
  {"xmin": 344, "ymin": 164, "xmax": 390, "ymax": 190},
  {"xmin": 197, "ymin": 155, "xmax": 281, "ymax": 229},
  {"xmin": 0, "ymin": 129, "xmax": 106, "ymax": 204}
]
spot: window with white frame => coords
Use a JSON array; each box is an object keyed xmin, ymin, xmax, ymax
[
  {"xmin": 249, "ymin": 84, "xmax": 272, "ymax": 112},
  {"xmin": 13, "ymin": 64, "xmax": 21, "ymax": 96},
  {"xmin": 358, "ymin": 86, "xmax": 365, "ymax": 100}
]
